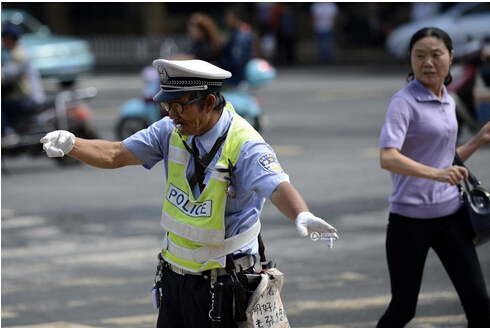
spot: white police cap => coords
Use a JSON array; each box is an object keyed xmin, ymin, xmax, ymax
[{"xmin": 152, "ymin": 59, "xmax": 232, "ymax": 102}]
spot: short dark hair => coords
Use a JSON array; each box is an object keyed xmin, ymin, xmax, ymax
[
  {"xmin": 406, "ymin": 27, "xmax": 453, "ymax": 86},
  {"xmin": 189, "ymin": 91, "xmax": 226, "ymax": 112}
]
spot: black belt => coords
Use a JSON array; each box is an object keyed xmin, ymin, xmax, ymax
[{"xmin": 167, "ymin": 254, "xmax": 255, "ymax": 276}]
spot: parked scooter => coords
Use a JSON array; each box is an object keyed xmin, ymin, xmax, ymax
[
  {"xmin": 115, "ymin": 66, "xmax": 168, "ymax": 141},
  {"xmin": 448, "ymin": 37, "xmax": 490, "ymax": 141},
  {"xmin": 2, "ymin": 87, "xmax": 99, "ymax": 166},
  {"xmin": 114, "ymin": 58, "xmax": 276, "ymax": 140},
  {"xmin": 224, "ymin": 58, "xmax": 276, "ymax": 131}
]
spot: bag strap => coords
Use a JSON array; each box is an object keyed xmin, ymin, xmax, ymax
[
  {"xmin": 453, "ymin": 153, "xmax": 480, "ymax": 188},
  {"xmin": 257, "ymin": 233, "xmax": 266, "ymax": 263}
]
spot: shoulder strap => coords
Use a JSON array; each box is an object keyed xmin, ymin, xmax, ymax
[{"xmin": 185, "ymin": 125, "xmax": 231, "ymax": 191}]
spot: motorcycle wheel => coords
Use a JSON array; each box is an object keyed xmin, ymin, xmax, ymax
[{"xmin": 116, "ymin": 117, "xmax": 149, "ymax": 140}]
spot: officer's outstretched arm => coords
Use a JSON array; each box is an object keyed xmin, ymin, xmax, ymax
[
  {"xmin": 40, "ymin": 130, "xmax": 143, "ymax": 169},
  {"xmin": 270, "ymin": 181, "xmax": 309, "ymax": 221},
  {"xmin": 270, "ymin": 181, "xmax": 339, "ymax": 248}
]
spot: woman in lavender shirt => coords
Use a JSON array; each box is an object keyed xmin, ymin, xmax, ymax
[{"xmin": 378, "ymin": 27, "xmax": 490, "ymax": 327}]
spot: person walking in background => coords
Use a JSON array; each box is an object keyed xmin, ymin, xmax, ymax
[
  {"xmin": 185, "ymin": 12, "xmax": 221, "ymax": 65},
  {"xmin": 270, "ymin": 2, "xmax": 297, "ymax": 67},
  {"xmin": 310, "ymin": 2, "xmax": 339, "ymax": 65},
  {"xmin": 378, "ymin": 27, "xmax": 490, "ymax": 327},
  {"xmin": 253, "ymin": 2, "xmax": 276, "ymax": 61},
  {"xmin": 220, "ymin": 6, "xmax": 254, "ymax": 86},
  {"xmin": 410, "ymin": 2, "xmax": 442, "ymax": 22},
  {"xmin": 168, "ymin": 12, "xmax": 221, "ymax": 65},
  {"xmin": 1, "ymin": 23, "xmax": 45, "ymax": 145}
]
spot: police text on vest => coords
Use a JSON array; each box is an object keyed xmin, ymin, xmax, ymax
[{"xmin": 167, "ymin": 184, "xmax": 212, "ymax": 217}]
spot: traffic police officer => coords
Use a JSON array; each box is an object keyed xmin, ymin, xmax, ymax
[{"xmin": 40, "ymin": 59, "xmax": 339, "ymax": 328}]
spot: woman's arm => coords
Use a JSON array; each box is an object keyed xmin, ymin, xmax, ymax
[
  {"xmin": 456, "ymin": 121, "xmax": 490, "ymax": 162},
  {"xmin": 380, "ymin": 148, "xmax": 468, "ymax": 186}
]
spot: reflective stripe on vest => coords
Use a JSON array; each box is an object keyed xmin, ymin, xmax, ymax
[
  {"xmin": 162, "ymin": 219, "xmax": 261, "ymax": 263},
  {"xmin": 161, "ymin": 103, "xmax": 264, "ymax": 272}
]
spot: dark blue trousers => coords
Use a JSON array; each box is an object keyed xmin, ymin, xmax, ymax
[{"xmin": 156, "ymin": 266, "xmax": 237, "ymax": 328}]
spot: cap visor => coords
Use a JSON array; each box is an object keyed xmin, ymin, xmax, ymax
[{"xmin": 152, "ymin": 90, "xmax": 189, "ymax": 102}]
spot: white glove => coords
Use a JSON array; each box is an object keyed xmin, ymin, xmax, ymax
[
  {"xmin": 295, "ymin": 212, "xmax": 339, "ymax": 248},
  {"xmin": 40, "ymin": 130, "xmax": 75, "ymax": 158}
]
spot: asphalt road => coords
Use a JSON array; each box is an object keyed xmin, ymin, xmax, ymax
[{"xmin": 2, "ymin": 66, "xmax": 490, "ymax": 328}]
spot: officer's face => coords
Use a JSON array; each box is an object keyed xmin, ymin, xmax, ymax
[{"xmin": 168, "ymin": 94, "xmax": 217, "ymax": 136}]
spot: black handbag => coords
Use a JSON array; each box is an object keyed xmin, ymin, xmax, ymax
[{"xmin": 454, "ymin": 154, "xmax": 490, "ymax": 246}]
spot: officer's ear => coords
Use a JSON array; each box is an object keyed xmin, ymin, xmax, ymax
[{"xmin": 204, "ymin": 94, "xmax": 216, "ymax": 113}]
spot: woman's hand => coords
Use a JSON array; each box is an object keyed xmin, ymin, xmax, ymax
[{"xmin": 435, "ymin": 165, "xmax": 468, "ymax": 185}]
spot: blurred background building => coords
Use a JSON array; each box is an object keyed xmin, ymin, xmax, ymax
[{"xmin": 0, "ymin": 2, "xmax": 483, "ymax": 72}]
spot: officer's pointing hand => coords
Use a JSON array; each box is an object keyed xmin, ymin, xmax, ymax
[
  {"xmin": 40, "ymin": 130, "xmax": 75, "ymax": 158},
  {"xmin": 295, "ymin": 212, "xmax": 339, "ymax": 249}
]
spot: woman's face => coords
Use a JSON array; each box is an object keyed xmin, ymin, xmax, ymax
[{"xmin": 410, "ymin": 36, "xmax": 453, "ymax": 95}]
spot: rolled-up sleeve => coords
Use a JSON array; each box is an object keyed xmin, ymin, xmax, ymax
[
  {"xmin": 122, "ymin": 118, "xmax": 171, "ymax": 169},
  {"xmin": 380, "ymin": 96, "xmax": 411, "ymax": 150}
]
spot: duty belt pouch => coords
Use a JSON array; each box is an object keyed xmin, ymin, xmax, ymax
[
  {"xmin": 230, "ymin": 233, "xmax": 290, "ymax": 328},
  {"xmin": 236, "ymin": 268, "xmax": 290, "ymax": 328}
]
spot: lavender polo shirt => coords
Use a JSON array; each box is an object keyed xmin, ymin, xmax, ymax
[{"xmin": 380, "ymin": 78, "xmax": 462, "ymax": 219}]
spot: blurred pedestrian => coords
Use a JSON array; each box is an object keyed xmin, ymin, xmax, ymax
[
  {"xmin": 253, "ymin": 2, "xmax": 276, "ymax": 60},
  {"xmin": 39, "ymin": 58, "xmax": 339, "ymax": 328},
  {"xmin": 220, "ymin": 6, "xmax": 254, "ymax": 86},
  {"xmin": 185, "ymin": 12, "xmax": 221, "ymax": 64},
  {"xmin": 310, "ymin": 2, "xmax": 338, "ymax": 65},
  {"xmin": 168, "ymin": 12, "xmax": 220, "ymax": 65},
  {"xmin": 140, "ymin": 65, "xmax": 160, "ymax": 101},
  {"xmin": 411, "ymin": 2, "xmax": 442, "ymax": 21},
  {"xmin": 1, "ymin": 23, "xmax": 45, "ymax": 145},
  {"xmin": 378, "ymin": 27, "xmax": 490, "ymax": 328},
  {"xmin": 270, "ymin": 2, "xmax": 297, "ymax": 67}
]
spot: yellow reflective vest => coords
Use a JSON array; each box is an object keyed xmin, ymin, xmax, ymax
[{"xmin": 161, "ymin": 103, "xmax": 263, "ymax": 272}]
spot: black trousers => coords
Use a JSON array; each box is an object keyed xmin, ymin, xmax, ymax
[
  {"xmin": 377, "ymin": 208, "xmax": 490, "ymax": 328},
  {"xmin": 156, "ymin": 265, "xmax": 237, "ymax": 328}
]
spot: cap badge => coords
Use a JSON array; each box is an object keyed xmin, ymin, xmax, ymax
[{"xmin": 157, "ymin": 65, "xmax": 169, "ymax": 82}]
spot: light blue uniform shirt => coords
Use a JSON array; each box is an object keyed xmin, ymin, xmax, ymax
[{"xmin": 123, "ymin": 108, "xmax": 290, "ymax": 255}]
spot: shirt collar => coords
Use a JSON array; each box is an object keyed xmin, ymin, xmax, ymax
[
  {"xmin": 408, "ymin": 78, "xmax": 450, "ymax": 104},
  {"xmin": 192, "ymin": 109, "xmax": 231, "ymax": 154}
]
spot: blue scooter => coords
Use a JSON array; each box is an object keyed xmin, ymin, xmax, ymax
[{"xmin": 115, "ymin": 59, "xmax": 276, "ymax": 140}]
